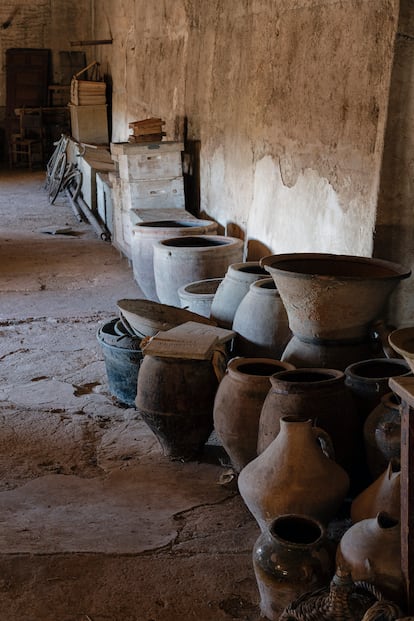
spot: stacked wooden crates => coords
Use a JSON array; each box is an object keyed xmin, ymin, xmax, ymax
[{"xmin": 68, "ymin": 61, "xmax": 108, "ymax": 144}]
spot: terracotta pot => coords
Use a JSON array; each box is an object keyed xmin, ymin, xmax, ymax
[
  {"xmin": 177, "ymin": 277, "xmax": 222, "ymax": 318},
  {"xmin": 135, "ymin": 353, "xmax": 218, "ymax": 461},
  {"xmin": 131, "ymin": 219, "xmax": 218, "ymax": 301},
  {"xmin": 210, "ymin": 261, "xmax": 269, "ymax": 329},
  {"xmin": 350, "ymin": 461, "xmax": 400, "ymax": 523},
  {"xmin": 281, "ymin": 335, "xmax": 385, "ymax": 371},
  {"xmin": 336, "ymin": 511, "xmax": 404, "ymax": 606},
  {"xmin": 260, "ymin": 253, "xmax": 410, "ymax": 343},
  {"xmin": 344, "ymin": 358, "xmax": 410, "ymax": 422},
  {"xmin": 253, "ymin": 514, "xmax": 334, "ymax": 621},
  {"xmin": 153, "ymin": 235, "xmax": 244, "ymax": 306},
  {"xmin": 363, "ymin": 392, "xmax": 401, "ymax": 479},
  {"xmin": 213, "ymin": 357, "xmax": 295, "ymax": 472},
  {"xmin": 257, "ymin": 368, "xmax": 362, "ymax": 488},
  {"xmin": 232, "ymin": 278, "xmax": 291, "ymax": 359},
  {"xmin": 238, "ymin": 415, "xmax": 350, "ymax": 531}
]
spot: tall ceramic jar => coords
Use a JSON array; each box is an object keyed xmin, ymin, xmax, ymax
[
  {"xmin": 253, "ymin": 514, "xmax": 334, "ymax": 621},
  {"xmin": 232, "ymin": 278, "xmax": 291, "ymax": 359},
  {"xmin": 238, "ymin": 415, "xmax": 350, "ymax": 532},
  {"xmin": 213, "ymin": 357, "xmax": 295, "ymax": 472},
  {"xmin": 210, "ymin": 261, "xmax": 269, "ymax": 329},
  {"xmin": 153, "ymin": 235, "xmax": 244, "ymax": 307},
  {"xmin": 344, "ymin": 358, "xmax": 410, "ymax": 422},
  {"xmin": 135, "ymin": 352, "xmax": 219, "ymax": 461},
  {"xmin": 257, "ymin": 368, "xmax": 361, "ymax": 490},
  {"xmin": 130, "ymin": 219, "xmax": 218, "ymax": 301},
  {"xmin": 363, "ymin": 392, "xmax": 401, "ymax": 479},
  {"xmin": 336, "ymin": 511, "xmax": 404, "ymax": 606}
]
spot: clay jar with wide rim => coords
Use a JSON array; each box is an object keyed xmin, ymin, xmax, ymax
[
  {"xmin": 238, "ymin": 415, "xmax": 350, "ymax": 532},
  {"xmin": 336, "ymin": 511, "xmax": 404, "ymax": 606},
  {"xmin": 257, "ymin": 368, "xmax": 361, "ymax": 487},
  {"xmin": 213, "ymin": 357, "xmax": 295, "ymax": 472},
  {"xmin": 363, "ymin": 392, "xmax": 401, "ymax": 479},
  {"xmin": 135, "ymin": 352, "xmax": 218, "ymax": 461},
  {"xmin": 131, "ymin": 219, "xmax": 218, "ymax": 302},
  {"xmin": 260, "ymin": 253, "xmax": 411, "ymax": 343},
  {"xmin": 232, "ymin": 278, "xmax": 292, "ymax": 359},
  {"xmin": 210, "ymin": 261, "xmax": 269, "ymax": 329},
  {"xmin": 253, "ymin": 513, "xmax": 334, "ymax": 621},
  {"xmin": 153, "ymin": 235, "xmax": 244, "ymax": 307},
  {"xmin": 177, "ymin": 277, "xmax": 222, "ymax": 318},
  {"xmin": 344, "ymin": 358, "xmax": 410, "ymax": 423}
]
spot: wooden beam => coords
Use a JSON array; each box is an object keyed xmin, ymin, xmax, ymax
[
  {"xmin": 389, "ymin": 376, "xmax": 414, "ymax": 613},
  {"xmin": 70, "ymin": 40, "xmax": 112, "ymax": 46}
]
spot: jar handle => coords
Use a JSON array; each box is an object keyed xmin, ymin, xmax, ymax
[{"xmin": 312, "ymin": 426, "xmax": 336, "ymax": 461}]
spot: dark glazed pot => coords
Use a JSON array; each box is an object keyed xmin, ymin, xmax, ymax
[
  {"xmin": 344, "ymin": 358, "xmax": 410, "ymax": 422},
  {"xmin": 253, "ymin": 514, "xmax": 334, "ymax": 621}
]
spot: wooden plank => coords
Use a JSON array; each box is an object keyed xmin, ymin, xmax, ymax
[
  {"xmin": 389, "ymin": 376, "xmax": 414, "ymax": 613},
  {"xmin": 164, "ymin": 321, "xmax": 236, "ymax": 344}
]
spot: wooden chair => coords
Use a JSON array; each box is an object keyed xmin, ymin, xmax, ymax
[{"xmin": 9, "ymin": 108, "xmax": 45, "ymax": 170}]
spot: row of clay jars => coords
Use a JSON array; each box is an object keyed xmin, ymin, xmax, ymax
[{"xmin": 214, "ymin": 362, "xmax": 362, "ymax": 490}]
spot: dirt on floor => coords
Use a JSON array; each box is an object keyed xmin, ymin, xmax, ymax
[{"xmin": 0, "ymin": 168, "xmax": 261, "ymax": 621}]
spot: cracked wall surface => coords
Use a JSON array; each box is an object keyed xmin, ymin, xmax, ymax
[{"xmin": 94, "ymin": 0, "xmax": 399, "ymax": 263}]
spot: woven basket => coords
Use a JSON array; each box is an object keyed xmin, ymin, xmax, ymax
[{"xmin": 279, "ymin": 569, "xmax": 403, "ymax": 621}]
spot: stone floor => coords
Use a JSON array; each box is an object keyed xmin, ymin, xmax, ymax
[{"xmin": 0, "ymin": 168, "xmax": 260, "ymax": 621}]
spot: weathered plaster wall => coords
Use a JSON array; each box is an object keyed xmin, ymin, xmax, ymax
[
  {"xmin": 375, "ymin": 0, "xmax": 414, "ymax": 327},
  {"xmin": 95, "ymin": 0, "xmax": 399, "ymax": 261}
]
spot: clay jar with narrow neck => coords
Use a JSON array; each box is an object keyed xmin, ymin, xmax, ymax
[
  {"xmin": 253, "ymin": 514, "xmax": 334, "ymax": 621},
  {"xmin": 257, "ymin": 368, "xmax": 361, "ymax": 489},
  {"xmin": 336, "ymin": 511, "xmax": 404, "ymax": 606},
  {"xmin": 238, "ymin": 415, "xmax": 350, "ymax": 532},
  {"xmin": 213, "ymin": 357, "xmax": 295, "ymax": 472},
  {"xmin": 350, "ymin": 460, "xmax": 400, "ymax": 523}
]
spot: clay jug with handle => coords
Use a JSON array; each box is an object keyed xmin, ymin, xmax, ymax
[{"xmin": 238, "ymin": 415, "xmax": 350, "ymax": 532}]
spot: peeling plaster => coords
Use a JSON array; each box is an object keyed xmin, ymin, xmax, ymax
[{"xmin": 247, "ymin": 155, "xmax": 373, "ymax": 256}]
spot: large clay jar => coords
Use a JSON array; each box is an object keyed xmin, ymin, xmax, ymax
[
  {"xmin": 261, "ymin": 253, "xmax": 410, "ymax": 369},
  {"xmin": 336, "ymin": 511, "xmax": 404, "ymax": 606},
  {"xmin": 213, "ymin": 357, "xmax": 295, "ymax": 472},
  {"xmin": 232, "ymin": 278, "xmax": 291, "ymax": 359},
  {"xmin": 363, "ymin": 392, "xmax": 401, "ymax": 479},
  {"xmin": 135, "ymin": 352, "xmax": 219, "ymax": 461},
  {"xmin": 177, "ymin": 277, "xmax": 222, "ymax": 318},
  {"xmin": 210, "ymin": 261, "xmax": 269, "ymax": 329},
  {"xmin": 130, "ymin": 219, "xmax": 218, "ymax": 301},
  {"xmin": 257, "ymin": 368, "xmax": 361, "ymax": 488},
  {"xmin": 238, "ymin": 415, "xmax": 350, "ymax": 531},
  {"xmin": 153, "ymin": 235, "xmax": 244, "ymax": 307},
  {"xmin": 253, "ymin": 514, "xmax": 334, "ymax": 621},
  {"xmin": 344, "ymin": 358, "xmax": 410, "ymax": 423},
  {"xmin": 351, "ymin": 461, "xmax": 400, "ymax": 523}
]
